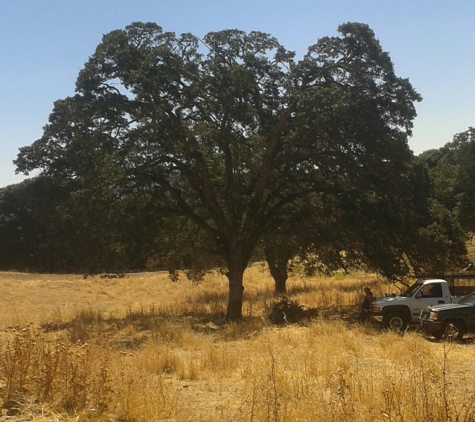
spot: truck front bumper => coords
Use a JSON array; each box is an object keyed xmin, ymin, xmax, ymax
[
  {"xmin": 420, "ymin": 318, "xmax": 444, "ymax": 336},
  {"xmin": 369, "ymin": 306, "xmax": 382, "ymax": 320},
  {"xmin": 368, "ymin": 313, "xmax": 382, "ymax": 322}
]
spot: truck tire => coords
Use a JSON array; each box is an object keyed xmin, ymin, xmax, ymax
[
  {"xmin": 383, "ymin": 312, "xmax": 408, "ymax": 331},
  {"xmin": 442, "ymin": 321, "xmax": 464, "ymax": 341}
]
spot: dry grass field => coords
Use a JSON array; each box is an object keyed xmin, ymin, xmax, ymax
[{"xmin": 1, "ymin": 260, "xmax": 475, "ymax": 422}]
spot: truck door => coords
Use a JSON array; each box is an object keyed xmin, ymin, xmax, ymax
[{"xmin": 411, "ymin": 283, "xmax": 445, "ymax": 320}]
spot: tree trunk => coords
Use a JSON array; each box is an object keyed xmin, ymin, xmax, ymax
[
  {"xmin": 268, "ymin": 261, "xmax": 288, "ymax": 295},
  {"xmin": 226, "ymin": 268, "xmax": 245, "ymax": 320},
  {"xmin": 265, "ymin": 244, "xmax": 289, "ymax": 295}
]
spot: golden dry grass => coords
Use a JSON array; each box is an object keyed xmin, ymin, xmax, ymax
[
  {"xmin": 467, "ymin": 242, "xmax": 475, "ymax": 263},
  {"xmin": 1, "ymin": 266, "xmax": 475, "ymax": 421}
]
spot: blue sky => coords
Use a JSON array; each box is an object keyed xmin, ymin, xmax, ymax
[{"xmin": 1, "ymin": 0, "xmax": 474, "ymax": 187}]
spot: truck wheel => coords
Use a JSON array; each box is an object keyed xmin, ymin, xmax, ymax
[
  {"xmin": 442, "ymin": 321, "xmax": 464, "ymax": 341},
  {"xmin": 383, "ymin": 312, "xmax": 408, "ymax": 331}
]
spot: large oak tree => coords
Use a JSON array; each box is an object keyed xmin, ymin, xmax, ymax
[{"xmin": 16, "ymin": 22, "xmax": 422, "ymax": 319}]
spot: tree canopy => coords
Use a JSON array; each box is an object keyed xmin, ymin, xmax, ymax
[{"xmin": 16, "ymin": 22, "xmax": 440, "ymax": 319}]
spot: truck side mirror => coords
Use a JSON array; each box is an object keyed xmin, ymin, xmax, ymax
[{"xmin": 415, "ymin": 292, "xmax": 422, "ymax": 298}]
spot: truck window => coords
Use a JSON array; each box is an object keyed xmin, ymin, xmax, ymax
[
  {"xmin": 459, "ymin": 291, "xmax": 475, "ymax": 305},
  {"xmin": 419, "ymin": 283, "xmax": 443, "ymax": 298},
  {"xmin": 401, "ymin": 282, "xmax": 423, "ymax": 297}
]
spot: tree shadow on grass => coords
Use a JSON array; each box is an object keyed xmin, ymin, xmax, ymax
[{"xmin": 40, "ymin": 306, "xmax": 272, "ymax": 345}]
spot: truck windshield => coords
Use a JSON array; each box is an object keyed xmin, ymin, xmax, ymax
[
  {"xmin": 459, "ymin": 291, "xmax": 475, "ymax": 306},
  {"xmin": 400, "ymin": 282, "xmax": 423, "ymax": 297}
]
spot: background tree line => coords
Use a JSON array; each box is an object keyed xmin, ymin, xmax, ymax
[
  {"xmin": 0, "ymin": 22, "xmax": 472, "ymax": 319},
  {"xmin": 1, "ymin": 128, "xmax": 471, "ymax": 277}
]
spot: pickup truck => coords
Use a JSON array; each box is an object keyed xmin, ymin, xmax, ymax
[
  {"xmin": 419, "ymin": 290, "xmax": 475, "ymax": 340},
  {"xmin": 369, "ymin": 279, "xmax": 461, "ymax": 331}
]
